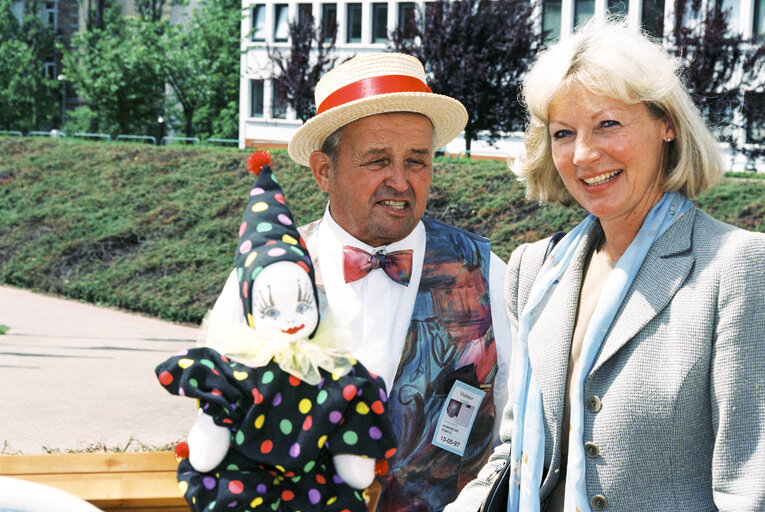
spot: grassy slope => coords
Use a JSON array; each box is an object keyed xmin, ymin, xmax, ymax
[{"xmin": 1, "ymin": 137, "xmax": 763, "ymax": 324}]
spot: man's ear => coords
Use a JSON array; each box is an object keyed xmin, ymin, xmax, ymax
[{"xmin": 309, "ymin": 152, "xmax": 332, "ymax": 192}]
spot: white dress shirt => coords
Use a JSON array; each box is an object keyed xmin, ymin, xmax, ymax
[{"xmin": 208, "ymin": 207, "xmax": 511, "ymax": 439}]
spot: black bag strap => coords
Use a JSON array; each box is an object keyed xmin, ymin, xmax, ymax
[{"xmin": 477, "ymin": 459, "xmax": 512, "ymax": 512}]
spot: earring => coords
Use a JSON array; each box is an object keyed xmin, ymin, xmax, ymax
[{"xmin": 665, "ymin": 137, "xmax": 674, "ymax": 143}]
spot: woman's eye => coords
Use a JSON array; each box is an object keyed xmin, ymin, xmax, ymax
[
  {"xmin": 296, "ymin": 302, "xmax": 312, "ymax": 314},
  {"xmin": 262, "ymin": 308, "xmax": 280, "ymax": 319},
  {"xmin": 600, "ymin": 120, "xmax": 620, "ymax": 128},
  {"xmin": 552, "ymin": 129, "xmax": 572, "ymax": 140}
]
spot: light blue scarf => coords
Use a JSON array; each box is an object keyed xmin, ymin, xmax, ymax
[{"xmin": 507, "ymin": 192, "xmax": 692, "ymax": 512}]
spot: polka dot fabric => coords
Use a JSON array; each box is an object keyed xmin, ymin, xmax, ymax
[
  {"xmin": 234, "ymin": 165, "xmax": 318, "ymax": 331},
  {"xmin": 156, "ymin": 348, "xmax": 397, "ymax": 511}
]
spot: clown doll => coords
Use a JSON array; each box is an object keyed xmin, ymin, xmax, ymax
[{"xmin": 155, "ymin": 152, "xmax": 397, "ymax": 512}]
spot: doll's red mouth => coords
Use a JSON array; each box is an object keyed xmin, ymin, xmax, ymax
[{"xmin": 283, "ymin": 325, "xmax": 304, "ymax": 335}]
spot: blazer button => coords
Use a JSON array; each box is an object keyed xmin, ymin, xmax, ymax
[
  {"xmin": 590, "ymin": 494, "xmax": 608, "ymax": 510},
  {"xmin": 586, "ymin": 395, "xmax": 602, "ymax": 412},
  {"xmin": 584, "ymin": 441, "xmax": 600, "ymax": 458}
]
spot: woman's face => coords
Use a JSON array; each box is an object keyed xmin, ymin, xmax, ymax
[{"xmin": 547, "ymin": 83, "xmax": 674, "ymax": 230}]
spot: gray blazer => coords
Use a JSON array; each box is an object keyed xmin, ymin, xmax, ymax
[{"xmin": 445, "ymin": 207, "xmax": 765, "ymax": 512}]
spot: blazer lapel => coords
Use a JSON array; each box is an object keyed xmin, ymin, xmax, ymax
[{"xmin": 591, "ymin": 208, "xmax": 697, "ymax": 373}]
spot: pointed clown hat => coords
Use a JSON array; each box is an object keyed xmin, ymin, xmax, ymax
[
  {"xmin": 287, "ymin": 52, "xmax": 468, "ymax": 167},
  {"xmin": 235, "ymin": 151, "xmax": 318, "ymax": 332}
]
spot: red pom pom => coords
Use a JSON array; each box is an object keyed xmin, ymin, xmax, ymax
[
  {"xmin": 248, "ymin": 150, "xmax": 273, "ymax": 175},
  {"xmin": 174, "ymin": 441, "xmax": 189, "ymax": 461},
  {"xmin": 374, "ymin": 459, "xmax": 389, "ymax": 475}
]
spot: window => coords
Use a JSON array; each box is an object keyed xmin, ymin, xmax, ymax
[
  {"xmin": 251, "ymin": 4, "xmax": 266, "ymax": 41},
  {"xmin": 43, "ymin": 62, "xmax": 56, "ymax": 79},
  {"xmin": 347, "ymin": 3, "xmax": 362, "ymax": 42},
  {"xmin": 607, "ymin": 0, "xmax": 628, "ymax": 19},
  {"xmin": 398, "ymin": 2, "xmax": 416, "ymax": 39},
  {"xmin": 298, "ymin": 3, "xmax": 313, "ymax": 23},
  {"xmin": 424, "ymin": 1, "xmax": 440, "ymax": 23},
  {"xmin": 745, "ymin": 92, "xmax": 765, "ymax": 143},
  {"xmin": 43, "ymin": 1, "xmax": 56, "ymax": 28},
  {"xmin": 641, "ymin": 0, "xmax": 665, "ymax": 39},
  {"xmin": 272, "ymin": 81, "xmax": 288, "ymax": 119},
  {"xmin": 575, "ymin": 0, "xmax": 594, "ymax": 27},
  {"xmin": 754, "ymin": 0, "xmax": 764, "ymax": 37},
  {"xmin": 274, "ymin": 4, "xmax": 289, "ymax": 42},
  {"xmin": 321, "ymin": 3, "xmax": 338, "ymax": 41},
  {"xmin": 543, "ymin": 0, "xmax": 562, "ymax": 40},
  {"xmin": 372, "ymin": 3, "xmax": 388, "ymax": 42},
  {"xmin": 250, "ymin": 80, "xmax": 264, "ymax": 117}
]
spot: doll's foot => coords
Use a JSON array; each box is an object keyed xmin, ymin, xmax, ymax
[
  {"xmin": 333, "ymin": 454, "xmax": 376, "ymax": 489},
  {"xmin": 188, "ymin": 411, "xmax": 231, "ymax": 472}
]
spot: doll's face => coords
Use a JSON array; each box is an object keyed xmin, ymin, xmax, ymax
[{"xmin": 251, "ymin": 261, "xmax": 319, "ymax": 343}]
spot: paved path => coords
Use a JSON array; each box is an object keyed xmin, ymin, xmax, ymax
[{"xmin": 0, "ymin": 285, "xmax": 199, "ymax": 454}]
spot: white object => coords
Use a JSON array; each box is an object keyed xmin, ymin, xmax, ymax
[{"xmin": 0, "ymin": 475, "xmax": 103, "ymax": 512}]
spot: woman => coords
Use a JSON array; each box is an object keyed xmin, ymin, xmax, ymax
[{"xmin": 446, "ymin": 21, "xmax": 765, "ymax": 512}]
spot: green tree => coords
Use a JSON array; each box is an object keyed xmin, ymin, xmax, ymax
[
  {"xmin": 61, "ymin": 17, "xmax": 165, "ymax": 136},
  {"xmin": 0, "ymin": 0, "xmax": 34, "ymax": 130},
  {"xmin": 0, "ymin": 40, "xmax": 36, "ymax": 131},
  {"xmin": 0, "ymin": 0, "xmax": 59, "ymax": 131},
  {"xmin": 134, "ymin": 0, "xmax": 186, "ymax": 23},
  {"xmin": 158, "ymin": 0, "xmax": 242, "ymax": 139}
]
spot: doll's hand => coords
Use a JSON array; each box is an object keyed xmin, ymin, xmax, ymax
[
  {"xmin": 188, "ymin": 411, "xmax": 231, "ymax": 472},
  {"xmin": 332, "ymin": 454, "xmax": 376, "ymax": 489}
]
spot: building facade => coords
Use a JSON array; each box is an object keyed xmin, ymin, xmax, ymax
[{"xmin": 240, "ymin": 0, "xmax": 764, "ymax": 166}]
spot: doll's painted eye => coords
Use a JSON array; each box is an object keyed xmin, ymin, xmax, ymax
[
  {"xmin": 261, "ymin": 307, "xmax": 280, "ymax": 319},
  {"xmin": 296, "ymin": 302, "xmax": 312, "ymax": 314}
]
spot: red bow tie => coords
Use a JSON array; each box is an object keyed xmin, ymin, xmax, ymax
[{"xmin": 342, "ymin": 246, "xmax": 413, "ymax": 286}]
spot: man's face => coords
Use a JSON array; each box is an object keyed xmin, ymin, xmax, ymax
[{"xmin": 310, "ymin": 112, "xmax": 433, "ymax": 247}]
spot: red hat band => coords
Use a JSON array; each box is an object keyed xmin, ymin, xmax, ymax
[{"xmin": 316, "ymin": 74, "xmax": 433, "ymax": 115}]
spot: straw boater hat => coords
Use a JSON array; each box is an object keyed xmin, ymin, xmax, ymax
[{"xmin": 288, "ymin": 52, "xmax": 468, "ymax": 167}]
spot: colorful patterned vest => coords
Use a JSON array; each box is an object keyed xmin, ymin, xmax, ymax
[{"xmin": 301, "ymin": 218, "xmax": 498, "ymax": 512}]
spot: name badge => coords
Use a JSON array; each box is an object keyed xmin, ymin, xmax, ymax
[{"xmin": 432, "ymin": 380, "xmax": 485, "ymax": 456}]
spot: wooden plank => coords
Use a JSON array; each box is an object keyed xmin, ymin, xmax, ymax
[
  {"xmin": 0, "ymin": 452, "xmax": 190, "ymax": 511},
  {"xmin": 17, "ymin": 472, "xmax": 182, "ymax": 500},
  {"xmin": 0, "ymin": 451, "xmax": 177, "ymax": 475}
]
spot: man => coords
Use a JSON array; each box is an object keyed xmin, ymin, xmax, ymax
[{"xmin": 210, "ymin": 52, "xmax": 510, "ymax": 511}]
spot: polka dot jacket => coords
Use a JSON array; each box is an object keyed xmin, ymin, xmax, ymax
[{"xmin": 156, "ymin": 347, "xmax": 397, "ymax": 511}]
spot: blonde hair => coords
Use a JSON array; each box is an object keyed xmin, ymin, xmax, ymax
[{"xmin": 518, "ymin": 20, "xmax": 724, "ymax": 205}]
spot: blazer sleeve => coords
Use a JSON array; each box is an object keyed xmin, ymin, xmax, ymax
[{"xmin": 711, "ymin": 230, "xmax": 765, "ymax": 511}]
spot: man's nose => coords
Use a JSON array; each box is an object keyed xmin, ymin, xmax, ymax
[
  {"xmin": 385, "ymin": 161, "xmax": 409, "ymax": 191},
  {"xmin": 573, "ymin": 134, "xmax": 601, "ymax": 167}
]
